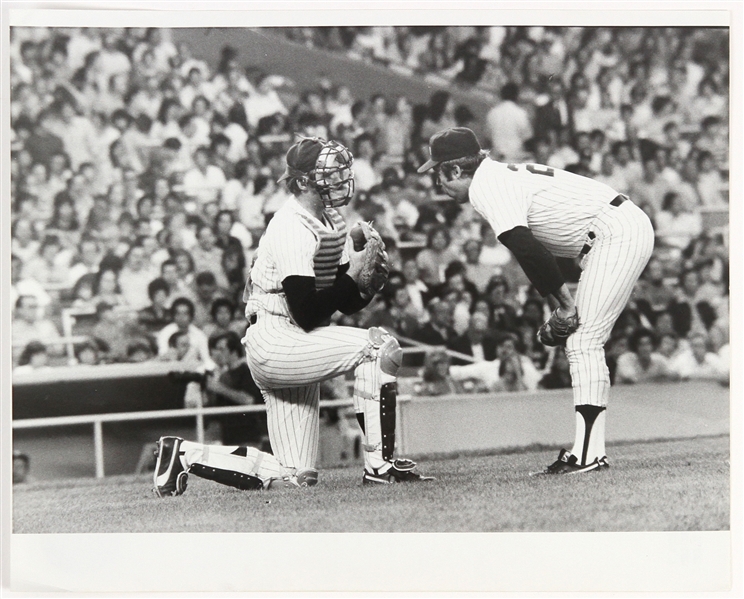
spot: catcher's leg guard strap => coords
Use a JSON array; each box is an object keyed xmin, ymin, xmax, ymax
[{"xmin": 189, "ymin": 463, "xmax": 264, "ymax": 490}]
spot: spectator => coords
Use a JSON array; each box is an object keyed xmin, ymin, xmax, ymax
[
  {"xmin": 615, "ymin": 328, "xmax": 679, "ymax": 384},
  {"xmin": 45, "ymin": 98, "xmax": 98, "ymax": 171},
  {"xmin": 182, "ymin": 146, "xmax": 226, "ymax": 208},
  {"xmin": 172, "ymin": 247, "xmax": 197, "ymax": 287},
  {"xmin": 632, "ymin": 256, "xmax": 677, "ymax": 322},
  {"xmin": 401, "ymin": 257, "xmax": 429, "ymax": 318},
  {"xmin": 461, "ymin": 238, "xmax": 496, "ymax": 295},
  {"xmin": 24, "ymin": 233, "xmax": 70, "ymax": 289},
  {"xmin": 668, "ymin": 268, "xmax": 714, "ymax": 339},
  {"xmin": 204, "ymin": 331, "xmax": 267, "ymax": 447},
  {"xmin": 670, "ymin": 331, "xmax": 726, "ymax": 382},
  {"xmin": 10, "ymin": 254, "xmax": 52, "ymax": 317},
  {"xmin": 494, "ymin": 332, "xmax": 541, "ymax": 391},
  {"xmin": 188, "ymin": 271, "xmax": 230, "ymax": 329},
  {"xmin": 416, "ymin": 349, "xmax": 465, "ymax": 396},
  {"xmin": 191, "ymin": 224, "xmax": 228, "ymax": 289},
  {"xmin": 127, "ymin": 339, "xmax": 156, "ymax": 363},
  {"xmin": 138, "ymin": 277, "xmax": 172, "ymax": 334},
  {"xmin": 484, "ymin": 274, "xmax": 519, "ymax": 333},
  {"xmin": 364, "ymin": 283, "xmax": 421, "ymax": 339},
  {"xmin": 533, "ymin": 75, "xmax": 569, "ymax": 139},
  {"xmin": 11, "ymin": 217, "xmax": 40, "ymax": 266},
  {"xmin": 420, "ymin": 90, "xmax": 457, "ymax": 143},
  {"xmin": 492, "ymin": 353, "xmax": 528, "ymax": 393},
  {"xmin": 412, "ymin": 297, "xmax": 457, "ymax": 348},
  {"xmin": 91, "ymin": 266, "xmax": 127, "ymax": 308},
  {"xmin": 12, "ymin": 295, "xmax": 63, "ymax": 365},
  {"xmin": 21, "ymin": 110, "xmax": 66, "ymax": 172},
  {"xmin": 15, "ymin": 340, "xmax": 50, "ymax": 373},
  {"xmin": 70, "ymin": 272, "xmax": 98, "ymax": 309},
  {"xmin": 539, "ymin": 348, "xmax": 573, "ymax": 389},
  {"xmin": 447, "ymin": 310, "xmax": 498, "ymax": 365},
  {"xmin": 74, "ymin": 340, "xmax": 102, "ymax": 366},
  {"xmin": 67, "ymin": 236, "xmax": 102, "ymax": 288},
  {"xmin": 486, "ymin": 82, "xmax": 532, "ymax": 161},
  {"xmin": 694, "ymin": 115, "xmax": 727, "ymax": 168},
  {"xmin": 202, "ymin": 297, "xmax": 245, "ymax": 339},
  {"xmin": 91, "ymin": 301, "xmax": 144, "ymax": 363},
  {"xmin": 13, "ymin": 451, "xmax": 30, "ymax": 485},
  {"xmin": 118, "ymin": 239, "xmax": 158, "ymax": 310},
  {"xmin": 213, "ymin": 209, "xmax": 248, "ymax": 257},
  {"xmin": 628, "ymin": 157, "xmax": 670, "ymax": 218},
  {"xmin": 156, "ymin": 297, "xmax": 213, "ymax": 369},
  {"xmin": 695, "ymin": 150, "xmax": 726, "ymax": 207},
  {"xmin": 416, "ymin": 226, "xmax": 459, "ymax": 288},
  {"xmin": 223, "ymin": 159, "xmax": 264, "ymax": 231},
  {"xmin": 221, "ymin": 245, "xmax": 248, "ymax": 305},
  {"xmin": 162, "ymin": 329, "xmax": 201, "ymax": 364},
  {"xmin": 352, "ymin": 133, "xmax": 380, "ymax": 192},
  {"xmin": 655, "ymin": 191, "xmax": 702, "ymax": 254},
  {"xmin": 243, "ymin": 73, "xmax": 288, "ymax": 129}
]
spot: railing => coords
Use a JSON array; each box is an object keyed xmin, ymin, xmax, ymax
[
  {"xmin": 11, "ymin": 333, "xmax": 482, "ymax": 479},
  {"xmin": 12, "ymin": 398, "xmax": 361, "ymax": 479}
]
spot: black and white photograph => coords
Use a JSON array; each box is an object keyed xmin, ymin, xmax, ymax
[{"xmin": 3, "ymin": 2, "xmax": 740, "ymax": 594}]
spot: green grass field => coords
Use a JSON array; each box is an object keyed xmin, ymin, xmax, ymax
[{"xmin": 13, "ymin": 435, "xmax": 729, "ymax": 533}]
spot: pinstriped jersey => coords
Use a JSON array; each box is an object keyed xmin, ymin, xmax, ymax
[
  {"xmin": 244, "ymin": 197, "xmax": 349, "ymax": 318},
  {"xmin": 469, "ymin": 159, "xmax": 620, "ymax": 258}
]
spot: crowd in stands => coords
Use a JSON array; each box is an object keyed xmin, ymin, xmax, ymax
[{"xmin": 10, "ymin": 26, "xmax": 730, "ymax": 395}]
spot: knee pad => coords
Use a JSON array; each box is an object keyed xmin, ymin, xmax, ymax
[{"xmin": 367, "ymin": 327, "xmax": 402, "ymax": 376}]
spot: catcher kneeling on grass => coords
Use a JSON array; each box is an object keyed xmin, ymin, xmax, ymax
[
  {"xmin": 418, "ymin": 127, "xmax": 654, "ymax": 475},
  {"xmin": 154, "ymin": 136, "xmax": 433, "ymax": 497}
]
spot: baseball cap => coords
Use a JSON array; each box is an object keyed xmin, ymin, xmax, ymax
[
  {"xmin": 277, "ymin": 137, "xmax": 325, "ymax": 182},
  {"xmin": 417, "ymin": 127, "xmax": 482, "ymax": 173}
]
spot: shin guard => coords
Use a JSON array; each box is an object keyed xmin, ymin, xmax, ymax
[
  {"xmin": 189, "ymin": 463, "xmax": 264, "ymax": 490},
  {"xmin": 380, "ymin": 382, "xmax": 397, "ymax": 461}
]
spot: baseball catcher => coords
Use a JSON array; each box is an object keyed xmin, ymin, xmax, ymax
[{"xmin": 154, "ymin": 136, "xmax": 432, "ymax": 497}]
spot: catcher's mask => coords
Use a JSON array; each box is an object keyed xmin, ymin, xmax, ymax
[{"xmin": 278, "ymin": 137, "xmax": 355, "ymax": 208}]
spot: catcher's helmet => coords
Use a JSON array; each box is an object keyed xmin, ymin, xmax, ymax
[{"xmin": 278, "ymin": 136, "xmax": 355, "ymax": 208}]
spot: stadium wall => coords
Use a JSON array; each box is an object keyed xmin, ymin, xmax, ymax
[
  {"xmin": 396, "ymin": 381, "xmax": 729, "ymax": 456},
  {"xmin": 13, "ymin": 374, "xmax": 728, "ymax": 481},
  {"xmin": 171, "ymin": 28, "xmax": 494, "ymax": 127}
]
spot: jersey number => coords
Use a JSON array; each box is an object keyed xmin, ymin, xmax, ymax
[{"xmin": 508, "ymin": 163, "xmax": 555, "ymax": 177}]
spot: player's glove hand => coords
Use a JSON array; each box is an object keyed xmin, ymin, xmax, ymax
[
  {"xmin": 537, "ymin": 307, "xmax": 580, "ymax": 347},
  {"xmin": 347, "ymin": 221, "xmax": 389, "ymax": 299}
]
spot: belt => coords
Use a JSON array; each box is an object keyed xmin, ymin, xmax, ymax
[{"xmin": 579, "ymin": 195, "xmax": 629, "ymax": 256}]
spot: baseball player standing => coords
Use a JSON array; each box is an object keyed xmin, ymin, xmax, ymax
[
  {"xmin": 154, "ymin": 136, "xmax": 432, "ymax": 496},
  {"xmin": 418, "ymin": 128, "xmax": 654, "ymax": 474}
]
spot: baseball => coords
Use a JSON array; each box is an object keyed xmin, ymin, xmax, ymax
[{"xmin": 350, "ymin": 225, "xmax": 366, "ymax": 251}]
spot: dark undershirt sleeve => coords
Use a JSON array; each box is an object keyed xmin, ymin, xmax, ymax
[
  {"xmin": 282, "ymin": 271, "xmax": 368, "ymax": 332},
  {"xmin": 497, "ymin": 226, "xmax": 565, "ymax": 297}
]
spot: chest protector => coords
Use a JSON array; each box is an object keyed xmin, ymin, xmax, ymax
[{"xmin": 297, "ymin": 208, "xmax": 347, "ymax": 290}]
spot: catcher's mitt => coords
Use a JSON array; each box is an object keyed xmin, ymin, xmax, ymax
[
  {"xmin": 537, "ymin": 307, "xmax": 580, "ymax": 347},
  {"xmin": 348, "ymin": 221, "xmax": 389, "ymax": 298}
]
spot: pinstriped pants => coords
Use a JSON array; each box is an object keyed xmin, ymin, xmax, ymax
[
  {"xmin": 565, "ymin": 201, "xmax": 655, "ymax": 407},
  {"xmin": 243, "ymin": 313, "xmax": 371, "ymax": 470}
]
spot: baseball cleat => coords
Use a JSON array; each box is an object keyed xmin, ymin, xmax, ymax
[
  {"xmin": 362, "ymin": 458, "xmax": 435, "ymax": 485},
  {"xmin": 153, "ymin": 436, "xmax": 189, "ymax": 497},
  {"xmin": 530, "ymin": 448, "xmax": 610, "ymax": 476},
  {"xmin": 264, "ymin": 467, "xmax": 319, "ymax": 490}
]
